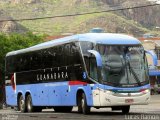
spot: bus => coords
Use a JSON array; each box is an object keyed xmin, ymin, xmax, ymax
[{"xmin": 5, "ymin": 33, "xmax": 150, "ymax": 114}]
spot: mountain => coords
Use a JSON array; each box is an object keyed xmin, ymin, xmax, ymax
[
  {"xmin": 0, "ymin": 9, "xmax": 27, "ymax": 33},
  {"xmin": 0, "ymin": 0, "xmax": 159, "ymax": 37},
  {"xmin": 102, "ymin": 0, "xmax": 160, "ymax": 28}
]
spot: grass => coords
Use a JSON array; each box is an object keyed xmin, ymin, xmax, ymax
[
  {"xmin": 18, "ymin": 12, "xmax": 150, "ymax": 36},
  {"xmin": 0, "ymin": 0, "xmax": 159, "ymax": 37}
]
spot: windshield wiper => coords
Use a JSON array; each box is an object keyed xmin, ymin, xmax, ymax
[{"xmin": 127, "ymin": 61, "xmax": 142, "ymax": 86}]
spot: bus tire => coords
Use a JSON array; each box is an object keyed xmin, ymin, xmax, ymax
[
  {"xmin": 80, "ymin": 93, "xmax": 90, "ymax": 114},
  {"xmin": 18, "ymin": 95, "xmax": 26, "ymax": 113},
  {"xmin": 122, "ymin": 106, "xmax": 130, "ymax": 114},
  {"xmin": 151, "ymin": 89, "xmax": 155, "ymax": 95},
  {"xmin": 26, "ymin": 94, "xmax": 35, "ymax": 112},
  {"xmin": 77, "ymin": 95, "xmax": 82, "ymax": 113}
]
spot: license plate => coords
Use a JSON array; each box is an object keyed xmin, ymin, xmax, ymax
[{"xmin": 125, "ymin": 99, "xmax": 134, "ymax": 103}]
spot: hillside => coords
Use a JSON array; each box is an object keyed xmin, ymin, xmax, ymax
[
  {"xmin": 100, "ymin": 0, "xmax": 160, "ymax": 27},
  {"xmin": 0, "ymin": 0, "xmax": 159, "ymax": 37},
  {"xmin": 0, "ymin": 12, "xmax": 27, "ymax": 33}
]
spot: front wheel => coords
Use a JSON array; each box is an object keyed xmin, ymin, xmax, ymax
[
  {"xmin": 78, "ymin": 93, "xmax": 90, "ymax": 114},
  {"xmin": 122, "ymin": 106, "xmax": 130, "ymax": 114}
]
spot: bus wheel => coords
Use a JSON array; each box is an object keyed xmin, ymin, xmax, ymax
[
  {"xmin": 122, "ymin": 106, "xmax": 130, "ymax": 114},
  {"xmin": 18, "ymin": 95, "xmax": 26, "ymax": 113},
  {"xmin": 77, "ymin": 95, "xmax": 82, "ymax": 113},
  {"xmin": 80, "ymin": 93, "xmax": 90, "ymax": 114},
  {"xmin": 26, "ymin": 94, "xmax": 35, "ymax": 112},
  {"xmin": 151, "ymin": 89, "xmax": 155, "ymax": 95}
]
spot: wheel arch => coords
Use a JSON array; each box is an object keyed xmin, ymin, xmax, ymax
[
  {"xmin": 76, "ymin": 89, "xmax": 84, "ymax": 105},
  {"xmin": 25, "ymin": 91, "xmax": 31, "ymax": 99},
  {"xmin": 76, "ymin": 88, "xmax": 92, "ymax": 106},
  {"xmin": 25, "ymin": 91, "xmax": 36, "ymax": 106},
  {"xmin": 76, "ymin": 87, "xmax": 93, "ymax": 106},
  {"xmin": 17, "ymin": 92, "xmax": 23, "ymax": 106}
]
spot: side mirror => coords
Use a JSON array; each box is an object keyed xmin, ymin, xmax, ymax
[
  {"xmin": 87, "ymin": 50, "xmax": 102, "ymax": 67},
  {"xmin": 87, "ymin": 50, "xmax": 102, "ymax": 83},
  {"xmin": 145, "ymin": 50, "xmax": 158, "ymax": 66}
]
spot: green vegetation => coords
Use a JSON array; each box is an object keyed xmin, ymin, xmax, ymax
[
  {"xmin": 19, "ymin": 12, "xmax": 151, "ymax": 36},
  {"xmin": 0, "ymin": 32, "xmax": 45, "ymax": 105},
  {"xmin": 0, "ymin": 0, "xmax": 159, "ymax": 36},
  {"xmin": 0, "ymin": 32, "xmax": 45, "ymax": 82}
]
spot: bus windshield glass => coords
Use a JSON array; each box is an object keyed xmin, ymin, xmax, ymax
[{"xmin": 97, "ymin": 44, "xmax": 149, "ymax": 87}]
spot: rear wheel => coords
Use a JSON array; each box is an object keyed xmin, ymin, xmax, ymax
[
  {"xmin": 26, "ymin": 94, "xmax": 37, "ymax": 112},
  {"xmin": 18, "ymin": 95, "xmax": 26, "ymax": 113}
]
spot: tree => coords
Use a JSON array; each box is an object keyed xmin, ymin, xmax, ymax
[{"xmin": 0, "ymin": 32, "xmax": 45, "ymax": 107}]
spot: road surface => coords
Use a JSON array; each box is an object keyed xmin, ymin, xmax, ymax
[{"xmin": 0, "ymin": 95, "xmax": 160, "ymax": 120}]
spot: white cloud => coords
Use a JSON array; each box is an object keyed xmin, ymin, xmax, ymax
[{"xmin": 147, "ymin": 0, "xmax": 160, "ymax": 4}]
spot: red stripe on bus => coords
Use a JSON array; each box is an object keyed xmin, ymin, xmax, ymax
[
  {"xmin": 68, "ymin": 81, "xmax": 88, "ymax": 86},
  {"xmin": 11, "ymin": 74, "xmax": 16, "ymax": 90}
]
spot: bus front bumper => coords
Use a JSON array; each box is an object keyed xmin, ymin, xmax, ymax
[{"xmin": 92, "ymin": 89, "xmax": 150, "ymax": 106}]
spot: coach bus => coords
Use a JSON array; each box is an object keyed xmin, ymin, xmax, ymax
[{"xmin": 5, "ymin": 33, "xmax": 150, "ymax": 114}]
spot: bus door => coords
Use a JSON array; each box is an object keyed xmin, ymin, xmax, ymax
[
  {"xmin": 87, "ymin": 50, "xmax": 103, "ymax": 106},
  {"xmin": 89, "ymin": 56, "xmax": 101, "ymax": 106}
]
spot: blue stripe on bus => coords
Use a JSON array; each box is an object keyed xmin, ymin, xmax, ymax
[
  {"xmin": 98, "ymin": 84, "xmax": 150, "ymax": 92},
  {"xmin": 5, "ymin": 80, "xmax": 149, "ymax": 107},
  {"xmin": 5, "ymin": 81, "xmax": 93, "ymax": 106}
]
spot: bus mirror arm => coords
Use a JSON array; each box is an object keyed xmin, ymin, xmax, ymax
[
  {"xmin": 88, "ymin": 50, "xmax": 103, "ymax": 83},
  {"xmin": 145, "ymin": 50, "xmax": 158, "ymax": 66},
  {"xmin": 87, "ymin": 50, "xmax": 102, "ymax": 67}
]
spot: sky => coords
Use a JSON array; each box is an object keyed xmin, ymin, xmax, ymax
[{"xmin": 147, "ymin": 0, "xmax": 160, "ymax": 4}]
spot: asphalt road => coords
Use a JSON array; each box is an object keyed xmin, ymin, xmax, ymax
[{"xmin": 0, "ymin": 95, "xmax": 160, "ymax": 120}]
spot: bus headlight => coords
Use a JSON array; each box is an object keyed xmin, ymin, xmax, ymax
[
  {"xmin": 139, "ymin": 89, "xmax": 150, "ymax": 94},
  {"xmin": 105, "ymin": 90, "xmax": 114, "ymax": 95}
]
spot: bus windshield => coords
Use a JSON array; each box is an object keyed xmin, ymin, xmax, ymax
[{"xmin": 97, "ymin": 44, "xmax": 149, "ymax": 87}]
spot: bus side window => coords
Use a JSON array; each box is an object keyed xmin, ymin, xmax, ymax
[
  {"xmin": 89, "ymin": 55, "xmax": 98, "ymax": 80},
  {"xmin": 50, "ymin": 47, "xmax": 57, "ymax": 68},
  {"xmin": 6, "ymin": 56, "xmax": 15, "ymax": 73},
  {"xmin": 29, "ymin": 51, "xmax": 41, "ymax": 70},
  {"xmin": 70, "ymin": 42, "xmax": 83, "ymax": 80},
  {"xmin": 24, "ymin": 54, "xmax": 30, "ymax": 71},
  {"xmin": 56, "ymin": 46, "xmax": 64, "ymax": 67},
  {"xmin": 40, "ymin": 48, "xmax": 54, "ymax": 69},
  {"xmin": 83, "ymin": 55, "xmax": 98, "ymax": 81},
  {"xmin": 64, "ymin": 43, "xmax": 71, "ymax": 66},
  {"xmin": 71, "ymin": 42, "xmax": 81, "ymax": 65},
  {"xmin": 17, "ymin": 55, "xmax": 28, "ymax": 72}
]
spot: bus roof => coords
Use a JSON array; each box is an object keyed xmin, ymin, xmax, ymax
[{"xmin": 6, "ymin": 33, "xmax": 141, "ymax": 56}]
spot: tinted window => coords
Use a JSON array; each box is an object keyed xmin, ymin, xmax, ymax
[{"xmin": 6, "ymin": 42, "xmax": 82, "ymax": 73}]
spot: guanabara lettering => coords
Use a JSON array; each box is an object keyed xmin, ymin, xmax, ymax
[{"xmin": 37, "ymin": 72, "xmax": 68, "ymax": 81}]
